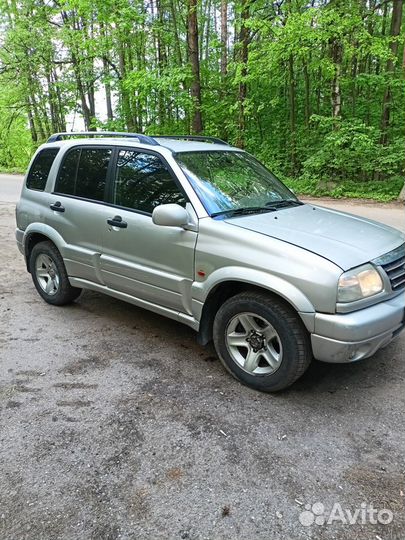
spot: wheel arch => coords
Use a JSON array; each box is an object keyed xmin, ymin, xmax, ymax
[
  {"xmin": 24, "ymin": 224, "xmax": 66, "ymax": 272},
  {"xmin": 196, "ymin": 272, "xmax": 315, "ymax": 346}
]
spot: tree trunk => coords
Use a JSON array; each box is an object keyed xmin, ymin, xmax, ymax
[
  {"xmin": 315, "ymin": 66, "xmax": 322, "ymax": 115},
  {"xmin": 60, "ymin": 10, "xmax": 96, "ymax": 131},
  {"xmin": 72, "ymin": 57, "xmax": 93, "ymax": 130},
  {"xmin": 169, "ymin": 0, "xmax": 183, "ymax": 67},
  {"xmin": 351, "ymin": 53, "xmax": 358, "ymax": 117},
  {"xmin": 102, "ymin": 56, "xmax": 114, "ymax": 122},
  {"xmin": 187, "ymin": 0, "xmax": 203, "ymax": 133},
  {"xmin": 220, "ymin": 0, "xmax": 228, "ymax": 78},
  {"xmin": 26, "ymin": 97, "xmax": 37, "ymax": 142},
  {"xmin": 237, "ymin": 0, "xmax": 249, "ymax": 148},
  {"xmin": 330, "ymin": 37, "xmax": 343, "ymax": 120},
  {"xmin": 204, "ymin": 0, "xmax": 212, "ymax": 61},
  {"xmin": 118, "ymin": 39, "xmax": 135, "ymax": 131},
  {"xmin": 87, "ymin": 80, "xmax": 96, "ymax": 121},
  {"xmin": 100, "ymin": 22, "xmax": 113, "ymax": 123},
  {"xmin": 376, "ymin": 0, "xmax": 389, "ymax": 77},
  {"xmin": 289, "ymin": 54, "xmax": 297, "ymax": 175},
  {"xmin": 52, "ymin": 68, "xmax": 66, "ymax": 132},
  {"xmin": 156, "ymin": 0, "xmax": 167, "ymax": 126},
  {"xmin": 303, "ymin": 61, "xmax": 310, "ymax": 127},
  {"xmin": 380, "ymin": 0, "xmax": 403, "ymax": 145},
  {"xmin": 26, "ymin": 70, "xmax": 46, "ymax": 140},
  {"xmin": 46, "ymin": 71, "xmax": 58, "ymax": 133},
  {"xmin": 220, "ymin": 0, "xmax": 228, "ymax": 140}
]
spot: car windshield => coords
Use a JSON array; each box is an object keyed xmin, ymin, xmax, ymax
[{"xmin": 175, "ymin": 150, "xmax": 298, "ymax": 216}]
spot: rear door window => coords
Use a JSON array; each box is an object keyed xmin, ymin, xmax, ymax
[
  {"xmin": 54, "ymin": 148, "xmax": 80, "ymax": 195},
  {"xmin": 26, "ymin": 148, "xmax": 59, "ymax": 191},
  {"xmin": 54, "ymin": 147, "xmax": 111, "ymax": 202}
]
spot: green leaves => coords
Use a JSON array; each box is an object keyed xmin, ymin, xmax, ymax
[
  {"xmin": 0, "ymin": 0, "xmax": 403, "ymax": 197},
  {"xmin": 300, "ymin": 118, "xmax": 405, "ymax": 185}
]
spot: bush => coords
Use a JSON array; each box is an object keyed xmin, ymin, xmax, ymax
[
  {"xmin": 285, "ymin": 176, "xmax": 403, "ymax": 202},
  {"xmin": 301, "ymin": 117, "xmax": 405, "ymax": 183}
]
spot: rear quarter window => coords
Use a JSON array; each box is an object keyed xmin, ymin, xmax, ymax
[{"xmin": 26, "ymin": 148, "xmax": 60, "ymax": 191}]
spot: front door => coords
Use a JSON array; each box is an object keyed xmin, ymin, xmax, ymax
[{"xmin": 100, "ymin": 148, "xmax": 197, "ymax": 314}]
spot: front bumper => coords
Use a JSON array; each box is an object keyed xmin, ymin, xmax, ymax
[{"xmin": 311, "ymin": 292, "xmax": 405, "ymax": 363}]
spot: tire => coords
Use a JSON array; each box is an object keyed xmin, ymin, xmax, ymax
[
  {"xmin": 29, "ymin": 241, "xmax": 82, "ymax": 306},
  {"xmin": 213, "ymin": 291, "xmax": 312, "ymax": 392}
]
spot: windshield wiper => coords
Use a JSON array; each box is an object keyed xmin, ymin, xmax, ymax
[
  {"xmin": 211, "ymin": 206, "xmax": 275, "ymax": 218},
  {"xmin": 265, "ymin": 199, "xmax": 303, "ymax": 209},
  {"xmin": 211, "ymin": 200, "xmax": 303, "ymax": 218}
]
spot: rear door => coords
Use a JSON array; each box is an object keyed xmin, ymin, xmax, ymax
[
  {"xmin": 100, "ymin": 147, "xmax": 197, "ymax": 314},
  {"xmin": 46, "ymin": 145, "xmax": 113, "ymax": 283}
]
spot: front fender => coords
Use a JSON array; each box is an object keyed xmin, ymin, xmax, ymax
[{"xmin": 192, "ymin": 266, "xmax": 316, "ymax": 314}]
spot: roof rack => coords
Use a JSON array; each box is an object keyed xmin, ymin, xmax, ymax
[
  {"xmin": 46, "ymin": 132, "xmax": 230, "ymax": 147},
  {"xmin": 47, "ymin": 131, "xmax": 160, "ymax": 146},
  {"xmin": 153, "ymin": 135, "xmax": 229, "ymax": 146}
]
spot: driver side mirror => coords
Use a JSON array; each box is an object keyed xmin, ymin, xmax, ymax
[{"xmin": 152, "ymin": 204, "xmax": 190, "ymax": 228}]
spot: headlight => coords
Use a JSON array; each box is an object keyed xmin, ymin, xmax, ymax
[{"xmin": 338, "ymin": 264, "xmax": 383, "ymax": 302}]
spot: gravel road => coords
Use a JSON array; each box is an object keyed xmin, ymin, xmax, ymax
[{"xmin": 1, "ymin": 174, "xmax": 404, "ymax": 540}]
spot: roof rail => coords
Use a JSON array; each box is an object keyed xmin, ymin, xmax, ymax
[
  {"xmin": 47, "ymin": 131, "xmax": 160, "ymax": 146},
  {"xmin": 153, "ymin": 135, "xmax": 230, "ymax": 146}
]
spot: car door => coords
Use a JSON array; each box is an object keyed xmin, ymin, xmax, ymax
[
  {"xmin": 99, "ymin": 147, "xmax": 197, "ymax": 314},
  {"xmin": 46, "ymin": 145, "xmax": 113, "ymax": 284}
]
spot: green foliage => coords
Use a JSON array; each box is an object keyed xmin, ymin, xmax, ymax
[
  {"xmin": 0, "ymin": 0, "xmax": 404, "ymax": 201},
  {"xmin": 0, "ymin": 84, "xmax": 34, "ymax": 170},
  {"xmin": 301, "ymin": 118, "xmax": 405, "ymax": 182},
  {"xmin": 0, "ymin": 117, "xmax": 33, "ymax": 171},
  {"xmin": 285, "ymin": 177, "xmax": 403, "ymax": 202}
]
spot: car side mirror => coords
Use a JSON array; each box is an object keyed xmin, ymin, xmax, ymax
[{"xmin": 152, "ymin": 204, "xmax": 190, "ymax": 228}]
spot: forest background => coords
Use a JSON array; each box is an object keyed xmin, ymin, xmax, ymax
[{"xmin": 0, "ymin": 0, "xmax": 404, "ymax": 200}]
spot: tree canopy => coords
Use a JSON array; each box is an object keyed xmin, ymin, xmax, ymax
[{"xmin": 0, "ymin": 0, "xmax": 404, "ymax": 199}]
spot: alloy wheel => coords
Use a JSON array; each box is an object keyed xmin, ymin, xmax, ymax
[
  {"xmin": 35, "ymin": 253, "xmax": 60, "ymax": 296},
  {"xmin": 225, "ymin": 312, "xmax": 283, "ymax": 375}
]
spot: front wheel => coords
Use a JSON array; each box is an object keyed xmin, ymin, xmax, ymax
[
  {"xmin": 29, "ymin": 241, "xmax": 82, "ymax": 305},
  {"xmin": 213, "ymin": 291, "xmax": 312, "ymax": 392}
]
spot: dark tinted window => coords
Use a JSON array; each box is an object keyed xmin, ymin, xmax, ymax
[
  {"xmin": 113, "ymin": 150, "xmax": 186, "ymax": 213},
  {"xmin": 55, "ymin": 147, "xmax": 111, "ymax": 201},
  {"xmin": 55, "ymin": 148, "xmax": 80, "ymax": 195},
  {"xmin": 26, "ymin": 148, "xmax": 59, "ymax": 191},
  {"xmin": 76, "ymin": 148, "xmax": 111, "ymax": 200}
]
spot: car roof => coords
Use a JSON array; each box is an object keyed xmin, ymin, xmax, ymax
[
  {"xmin": 42, "ymin": 133, "xmax": 242, "ymax": 154},
  {"xmin": 155, "ymin": 138, "xmax": 241, "ymax": 153}
]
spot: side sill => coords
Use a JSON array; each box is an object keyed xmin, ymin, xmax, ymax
[{"xmin": 68, "ymin": 277, "xmax": 199, "ymax": 331}]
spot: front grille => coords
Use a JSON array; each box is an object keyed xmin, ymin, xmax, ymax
[{"xmin": 375, "ymin": 244, "xmax": 405, "ymax": 292}]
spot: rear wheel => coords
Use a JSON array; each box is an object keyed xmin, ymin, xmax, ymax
[
  {"xmin": 29, "ymin": 241, "xmax": 81, "ymax": 305},
  {"xmin": 213, "ymin": 291, "xmax": 312, "ymax": 392}
]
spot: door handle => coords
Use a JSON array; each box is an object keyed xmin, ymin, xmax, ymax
[
  {"xmin": 50, "ymin": 201, "xmax": 65, "ymax": 212},
  {"xmin": 107, "ymin": 215, "xmax": 128, "ymax": 229}
]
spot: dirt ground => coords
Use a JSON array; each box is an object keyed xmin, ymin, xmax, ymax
[{"xmin": 1, "ymin": 175, "xmax": 404, "ymax": 540}]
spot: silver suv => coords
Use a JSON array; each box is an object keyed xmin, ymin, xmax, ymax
[{"xmin": 15, "ymin": 132, "xmax": 405, "ymax": 391}]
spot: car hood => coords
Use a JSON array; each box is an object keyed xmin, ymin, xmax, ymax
[{"xmin": 226, "ymin": 204, "xmax": 405, "ymax": 270}]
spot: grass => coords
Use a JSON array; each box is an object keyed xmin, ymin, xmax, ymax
[{"xmin": 0, "ymin": 166, "xmax": 25, "ymax": 174}]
